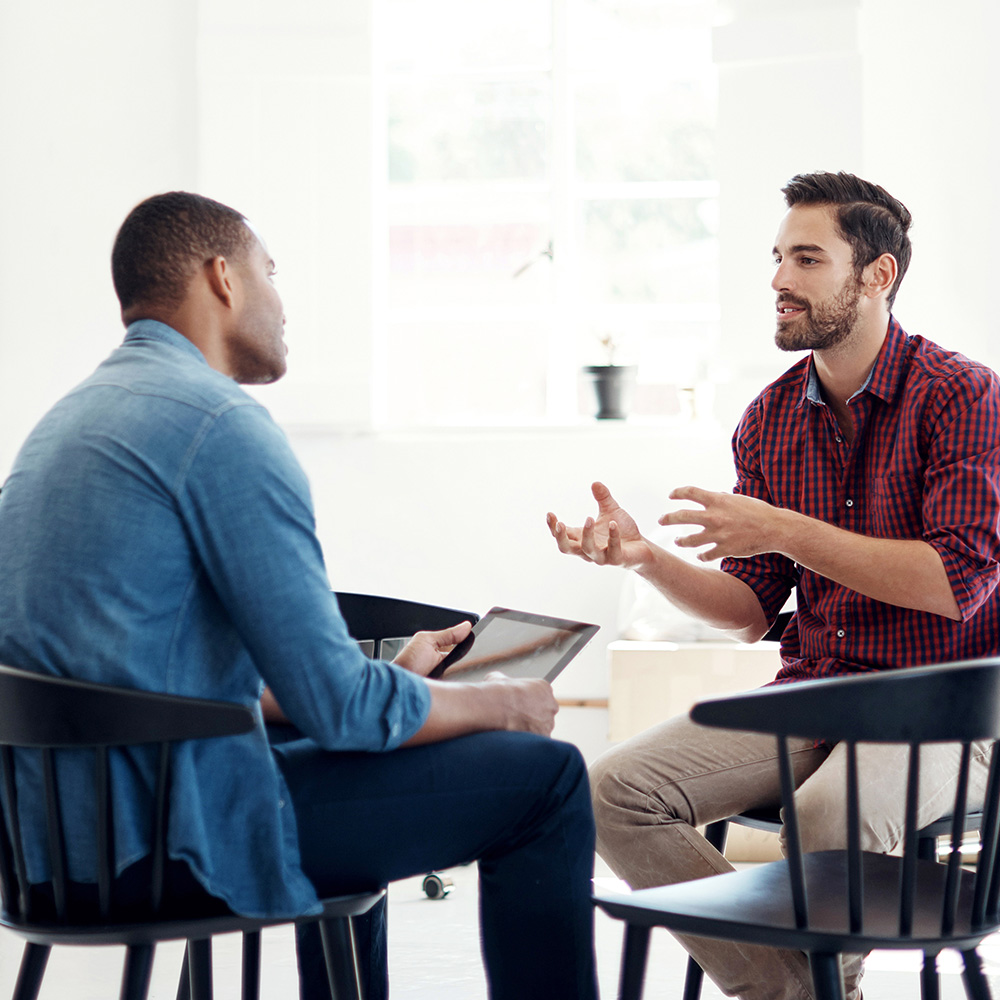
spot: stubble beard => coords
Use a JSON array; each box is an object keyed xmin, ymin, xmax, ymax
[{"xmin": 774, "ymin": 273, "xmax": 865, "ymax": 353}]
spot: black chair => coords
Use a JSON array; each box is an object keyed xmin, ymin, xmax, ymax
[
  {"xmin": 0, "ymin": 663, "xmax": 385, "ymax": 1000},
  {"xmin": 681, "ymin": 612, "xmax": 983, "ymax": 1000},
  {"xmin": 333, "ymin": 591, "xmax": 479, "ymax": 662},
  {"xmin": 596, "ymin": 658, "xmax": 1000, "ymax": 1000}
]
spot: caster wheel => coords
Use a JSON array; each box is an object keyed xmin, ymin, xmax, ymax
[{"xmin": 422, "ymin": 873, "xmax": 453, "ymax": 899}]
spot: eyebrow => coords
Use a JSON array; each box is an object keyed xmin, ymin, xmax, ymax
[{"xmin": 773, "ymin": 243, "xmax": 829, "ymax": 257}]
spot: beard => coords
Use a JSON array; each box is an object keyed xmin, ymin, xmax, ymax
[{"xmin": 775, "ymin": 274, "xmax": 864, "ymax": 353}]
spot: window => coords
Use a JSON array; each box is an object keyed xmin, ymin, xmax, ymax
[{"xmin": 380, "ymin": 0, "xmax": 718, "ymax": 426}]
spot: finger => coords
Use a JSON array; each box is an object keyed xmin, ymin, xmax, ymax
[
  {"xmin": 591, "ymin": 481, "xmax": 620, "ymax": 513},
  {"xmin": 668, "ymin": 485, "xmax": 712, "ymax": 507},
  {"xmin": 551, "ymin": 519, "xmax": 581, "ymax": 556},
  {"xmin": 438, "ymin": 620, "xmax": 473, "ymax": 646},
  {"xmin": 659, "ymin": 508, "xmax": 708, "ymax": 527},
  {"xmin": 606, "ymin": 519, "xmax": 622, "ymax": 564},
  {"xmin": 674, "ymin": 530, "xmax": 708, "ymax": 549},
  {"xmin": 579, "ymin": 516, "xmax": 604, "ymax": 564}
]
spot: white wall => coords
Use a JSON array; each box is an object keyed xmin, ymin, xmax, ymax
[{"xmin": 2, "ymin": 0, "xmax": 999, "ymax": 698}]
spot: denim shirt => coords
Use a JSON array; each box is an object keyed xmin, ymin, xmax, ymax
[{"xmin": 0, "ymin": 320, "xmax": 431, "ymax": 917}]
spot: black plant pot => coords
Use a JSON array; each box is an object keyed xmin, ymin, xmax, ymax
[{"xmin": 583, "ymin": 364, "xmax": 638, "ymax": 420}]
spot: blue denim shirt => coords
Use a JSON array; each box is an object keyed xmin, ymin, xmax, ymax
[{"xmin": 0, "ymin": 320, "xmax": 431, "ymax": 917}]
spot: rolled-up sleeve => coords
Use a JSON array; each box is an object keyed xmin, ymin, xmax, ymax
[
  {"xmin": 177, "ymin": 403, "xmax": 431, "ymax": 750},
  {"xmin": 720, "ymin": 400, "xmax": 798, "ymax": 626},
  {"xmin": 920, "ymin": 366, "xmax": 1000, "ymax": 621}
]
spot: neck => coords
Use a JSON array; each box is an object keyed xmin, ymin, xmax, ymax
[{"xmin": 812, "ymin": 314, "xmax": 890, "ymax": 404}]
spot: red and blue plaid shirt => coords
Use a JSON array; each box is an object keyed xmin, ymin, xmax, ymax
[{"xmin": 721, "ymin": 318, "xmax": 1000, "ymax": 682}]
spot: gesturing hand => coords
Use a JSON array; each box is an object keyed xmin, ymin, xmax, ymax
[
  {"xmin": 546, "ymin": 482, "xmax": 650, "ymax": 569},
  {"xmin": 392, "ymin": 621, "xmax": 474, "ymax": 677},
  {"xmin": 659, "ymin": 486, "xmax": 786, "ymax": 561}
]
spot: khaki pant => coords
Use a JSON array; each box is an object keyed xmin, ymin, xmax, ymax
[{"xmin": 590, "ymin": 713, "xmax": 992, "ymax": 1000}]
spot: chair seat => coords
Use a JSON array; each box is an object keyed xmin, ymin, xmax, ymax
[
  {"xmin": 596, "ymin": 851, "xmax": 991, "ymax": 954},
  {"xmin": 1, "ymin": 888, "xmax": 385, "ymax": 948}
]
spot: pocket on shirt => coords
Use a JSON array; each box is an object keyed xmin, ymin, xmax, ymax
[{"xmin": 870, "ymin": 473, "xmax": 924, "ymax": 538}]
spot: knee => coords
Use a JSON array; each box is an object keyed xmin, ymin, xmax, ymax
[{"xmin": 589, "ymin": 745, "xmax": 656, "ymax": 834}]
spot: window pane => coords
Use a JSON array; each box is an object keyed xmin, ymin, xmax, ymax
[
  {"xmin": 389, "ymin": 190, "xmax": 551, "ymax": 306},
  {"xmin": 384, "ymin": 1, "xmax": 551, "ymax": 73},
  {"xmin": 579, "ymin": 199, "xmax": 719, "ymax": 303},
  {"xmin": 389, "ymin": 81, "xmax": 549, "ymax": 183},
  {"xmin": 384, "ymin": 322, "xmax": 549, "ymax": 424},
  {"xmin": 572, "ymin": 0, "xmax": 715, "ymax": 71},
  {"xmin": 576, "ymin": 79, "xmax": 715, "ymax": 182}
]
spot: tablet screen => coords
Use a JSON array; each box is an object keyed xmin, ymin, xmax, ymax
[{"xmin": 429, "ymin": 608, "xmax": 598, "ymax": 684}]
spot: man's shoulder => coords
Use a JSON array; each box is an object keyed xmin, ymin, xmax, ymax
[
  {"xmin": 82, "ymin": 336, "xmax": 262, "ymax": 420},
  {"xmin": 905, "ymin": 333, "xmax": 995, "ymax": 384},
  {"xmin": 744, "ymin": 356, "xmax": 811, "ymax": 413}
]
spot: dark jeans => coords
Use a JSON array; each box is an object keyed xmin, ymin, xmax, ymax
[{"xmin": 269, "ymin": 728, "xmax": 598, "ymax": 1000}]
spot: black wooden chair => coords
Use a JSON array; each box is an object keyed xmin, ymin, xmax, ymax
[
  {"xmin": 596, "ymin": 657, "xmax": 1000, "ymax": 1000},
  {"xmin": 0, "ymin": 663, "xmax": 385, "ymax": 1000},
  {"xmin": 681, "ymin": 611, "xmax": 984, "ymax": 1000},
  {"xmin": 333, "ymin": 591, "xmax": 479, "ymax": 662}
]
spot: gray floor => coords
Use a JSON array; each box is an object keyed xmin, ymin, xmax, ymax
[
  {"xmin": 2, "ymin": 708, "xmax": 1000, "ymax": 997},
  {"xmin": 2, "ymin": 862, "xmax": 999, "ymax": 999}
]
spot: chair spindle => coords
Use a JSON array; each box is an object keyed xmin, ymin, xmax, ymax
[
  {"xmin": 41, "ymin": 749, "xmax": 68, "ymax": 921},
  {"xmin": 845, "ymin": 740, "xmax": 863, "ymax": 934},
  {"xmin": 777, "ymin": 734, "xmax": 809, "ymax": 928},
  {"xmin": 941, "ymin": 741, "xmax": 972, "ymax": 936},
  {"xmin": 898, "ymin": 743, "xmax": 921, "ymax": 936}
]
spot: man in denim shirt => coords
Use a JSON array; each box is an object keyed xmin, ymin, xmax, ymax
[{"xmin": 0, "ymin": 193, "xmax": 598, "ymax": 1000}]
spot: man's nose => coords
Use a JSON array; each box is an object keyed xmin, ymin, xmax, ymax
[{"xmin": 771, "ymin": 261, "xmax": 791, "ymax": 292}]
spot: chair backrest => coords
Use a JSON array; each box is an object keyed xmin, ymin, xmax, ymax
[
  {"xmin": 0, "ymin": 664, "xmax": 255, "ymax": 926},
  {"xmin": 333, "ymin": 592, "xmax": 479, "ymax": 656},
  {"xmin": 690, "ymin": 658, "xmax": 1000, "ymax": 941}
]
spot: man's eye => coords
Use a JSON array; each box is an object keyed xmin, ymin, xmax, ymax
[{"xmin": 800, "ymin": 257, "xmax": 817, "ymax": 265}]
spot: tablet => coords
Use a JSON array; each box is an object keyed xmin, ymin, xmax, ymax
[{"xmin": 428, "ymin": 607, "xmax": 599, "ymax": 684}]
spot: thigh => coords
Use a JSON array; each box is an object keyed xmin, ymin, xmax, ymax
[
  {"xmin": 271, "ymin": 730, "xmax": 588, "ymax": 895},
  {"xmin": 794, "ymin": 739, "xmax": 994, "ymax": 854},
  {"xmin": 589, "ymin": 711, "xmax": 828, "ymax": 827}
]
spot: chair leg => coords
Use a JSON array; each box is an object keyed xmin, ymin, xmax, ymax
[
  {"xmin": 677, "ymin": 819, "xmax": 729, "ymax": 1000},
  {"xmin": 703, "ymin": 819, "xmax": 730, "ymax": 855},
  {"xmin": 176, "ymin": 945, "xmax": 191, "ymax": 1000},
  {"xmin": 618, "ymin": 924, "xmax": 652, "ymax": 1000},
  {"xmin": 187, "ymin": 938, "xmax": 214, "ymax": 1000},
  {"xmin": 242, "ymin": 930, "xmax": 262, "ymax": 1000},
  {"xmin": 921, "ymin": 952, "xmax": 941, "ymax": 1000},
  {"xmin": 120, "ymin": 944, "xmax": 156, "ymax": 1000},
  {"xmin": 11, "ymin": 943, "xmax": 50, "ymax": 1000},
  {"xmin": 681, "ymin": 955, "xmax": 706, "ymax": 1000},
  {"xmin": 961, "ymin": 949, "xmax": 994, "ymax": 1000},
  {"xmin": 319, "ymin": 916, "xmax": 363, "ymax": 1000},
  {"xmin": 807, "ymin": 952, "xmax": 846, "ymax": 1000}
]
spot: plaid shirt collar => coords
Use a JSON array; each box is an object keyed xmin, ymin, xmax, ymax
[{"xmin": 802, "ymin": 315, "xmax": 907, "ymax": 408}]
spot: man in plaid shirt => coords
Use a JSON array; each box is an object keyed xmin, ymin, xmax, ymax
[{"xmin": 549, "ymin": 171, "xmax": 1000, "ymax": 1000}]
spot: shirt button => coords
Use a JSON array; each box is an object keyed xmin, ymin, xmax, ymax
[
  {"xmin": 835, "ymin": 435, "xmax": 843, "ymax": 443},
  {"xmin": 845, "ymin": 499, "xmax": 854, "ymax": 508},
  {"xmin": 836, "ymin": 629, "xmax": 846, "ymax": 638}
]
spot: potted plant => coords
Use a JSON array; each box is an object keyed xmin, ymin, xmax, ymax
[{"xmin": 583, "ymin": 335, "xmax": 638, "ymax": 420}]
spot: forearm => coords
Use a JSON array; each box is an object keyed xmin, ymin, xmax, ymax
[
  {"xmin": 776, "ymin": 509, "xmax": 961, "ymax": 620},
  {"xmin": 634, "ymin": 541, "xmax": 770, "ymax": 642},
  {"xmin": 402, "ymin": 678, "xmax": 554, "ymax": 746}
]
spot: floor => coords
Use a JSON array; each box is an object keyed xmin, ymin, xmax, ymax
[
  {"xmin": 3, "ymin": 862, "xmax": 1000, "ymax": 999},
  {"xmin": 3, "ymin": 708, "xmax": 1000, "ymax": 998}
]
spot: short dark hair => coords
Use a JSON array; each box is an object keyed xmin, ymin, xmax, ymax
[
  {"xmin": 781, "ymin": 171, "xmax": 912, "ymax": 309},
  {"xmin": 111, "ymin": 192, "xmax": 253, "ymax": 315}
]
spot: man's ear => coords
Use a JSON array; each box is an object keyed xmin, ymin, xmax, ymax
[
  {"xmin": 863, "ymin": 252, "xmax": 898, "ymax": 301},
  {"xmin": 205, "ymin": 256, "xmax": 238, "ymax": 308}
]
